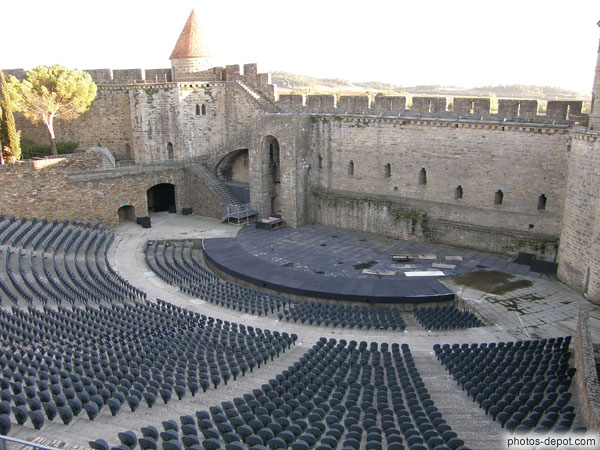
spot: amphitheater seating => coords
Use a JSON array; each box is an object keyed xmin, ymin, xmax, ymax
[
  {"xmin": 435, "ymin": 337, "xmax": 579, "ymax": 434},
  {"xmin": 91, "ymin": 338, "xmax": 471, "ymax": 450},
  {"xmin": 0, "ymin": 216, "xmax": 145, "ymax": 306},
  {"xmin": 145, "ymin": 240, "xmax": 288, "ymax": 316},
  {"xmin": 279, "ymin": 302, "xmax": 406, "ymax": 330},
  {"xmin": 413, "ymin": 306, "xmax": 481, "ymax": 330},
  {"xmin": 145, "ymin": 240, "xmax": 408, "ymax": 331},
  {"xmin": 0, "ymin": 299, "xmax": 296, "ymax": 430}
]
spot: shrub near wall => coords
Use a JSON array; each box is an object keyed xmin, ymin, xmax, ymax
[{"xmin": 20, "ymin": 137, "xmax": 78, "ymax": 159}]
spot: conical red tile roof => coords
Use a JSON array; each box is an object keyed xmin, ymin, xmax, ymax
[{"xmin": 170, "ymin": 10, "xmax": 206, "ymax": 60}]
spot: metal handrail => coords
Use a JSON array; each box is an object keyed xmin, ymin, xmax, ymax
[
  {"xmin": 87, "ymin": 147, "xmax": 115, "ymax": 168},
  {"xmin": 0, "ymin": 434, "xmax": 65, "ymax": 450}
]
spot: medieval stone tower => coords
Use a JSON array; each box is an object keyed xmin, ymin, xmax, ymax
[
  {"xmin": 170, "ymin": 10, "xmax": 213, "ymax": 82},
  {"xmin": 589, "ymin": 20, "xmax": 600, "ymax": 130}
]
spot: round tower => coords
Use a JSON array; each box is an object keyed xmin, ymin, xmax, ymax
[
  {"xmin": 589, "ymin": 20, "xmax": 600, "ymax": 130},
  {"xmin": 558, "ymin": 19, "xmax": 600, "ymax": 304},
  {"xmin": 170, "ymin": 10, "xmax": 212, "ymax": 81}
]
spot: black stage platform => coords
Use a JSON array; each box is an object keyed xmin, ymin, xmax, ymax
[{"xmin": 203, "ymin": 238, "xmax": 455, "ymax": 304}]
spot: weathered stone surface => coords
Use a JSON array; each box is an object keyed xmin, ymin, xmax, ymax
[{"xmin": 1, "ymin": 24, "xmax": 599, "ymax": 301}]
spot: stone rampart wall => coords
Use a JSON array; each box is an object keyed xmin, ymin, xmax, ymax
[
  {"xmin": 0, "ymin": 153, "xmax": 222, "ymax": 227},
  {"xmin": 15, "ymin": 87, "xmax": 134, "ymax": 160},
  {"xmin": 558, "ymin": 132, "xmax": 600, "ymax": 303},
  {"xmin": 308, "ymin": 116, "xmax": 568, "ymax": 244},
  {"xmin": 574, "ymin": 310, "xmax": 600, "ymax": 432},
  {"xmin": 277, "ymin": 94, "xmax": 586, "ymax": 125},
  {"xmin": 311, "ymin": 188, "xmax": 558, "ymax": 258}
]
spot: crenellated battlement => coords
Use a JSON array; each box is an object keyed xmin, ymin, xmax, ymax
[
  {"xmin": 276, "ymin": 94, "xmax": 587, "ymax": 125},
  {"xmin": 2, "ymin": 63, "xmax": 277, "ymax": 101},
  {"xmin": 4, "ymin": 64, "xmax": 585, "ymax": 125}
]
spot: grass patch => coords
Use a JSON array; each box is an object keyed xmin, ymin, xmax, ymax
[{"xmin": 452, "ymin": 270, "xmax": 533, "ymax": 295}]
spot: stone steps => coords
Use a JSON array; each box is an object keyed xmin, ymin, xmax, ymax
[
  {"xmin": 236, "ymin": 81, "xmax": 280, "ymax": 113},
  {"xmin": 411, "ymin": 351, "xmax": 504, "ymax": 450}
]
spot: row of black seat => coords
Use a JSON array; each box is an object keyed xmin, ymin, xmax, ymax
[
  {"xmin": 435, "ymin": 338, "xmax": 583, "ymax": 435},
  {"xmin": 0, "ymin": 216, "xmax": 145, "ymax": 306},
  {"xmin": 413, "ymin": 306, "xmax": 481, "ymax": 330},
  {"xmin": 279, "ymin": 302, "xmax": 406, "ymax": 330},
  {"xmin": 0, "ymin": 299, "xmax": 296, "ymax": 432},
  {"xmin": 145, "ymin": 240, "xmax": 287, "ymax": 316},
  {"xmin": 146, "ymin": 240, "xmax": 411, "ymax": 331},
  {"xmin": 91, "ymin": 338, "xmax": 471, "ymax": 450}
]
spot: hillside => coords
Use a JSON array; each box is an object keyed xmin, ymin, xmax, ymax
[{"xmin": 272, "ymin": 71, "xmax": 589, "ymax": 102}]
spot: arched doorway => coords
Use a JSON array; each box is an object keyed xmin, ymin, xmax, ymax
[
  {"xmin": 262, "ymin": 136, "xmax": 280, "ymax": 214},
  {"xmin": 147, "ymin": 183, "xmax": 176, "ymax": 213},
  {"xmin": 117, "ymin": 205, "xmax": 136, "ymax": 223}
]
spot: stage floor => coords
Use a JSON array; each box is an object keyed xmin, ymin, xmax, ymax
[
  {"xmin": 236, "ymin": 224, "xmax": 554, "ymax": 280},
  {"xmin": 203, "ymin": 224, "xmax": 554, "ymax": 304}
]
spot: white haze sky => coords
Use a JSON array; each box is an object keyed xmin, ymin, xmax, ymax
[{"xmin": 2, "ymin": 0, "xmax": 599, "ymax": 95}]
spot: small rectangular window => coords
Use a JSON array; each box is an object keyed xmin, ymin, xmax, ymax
[
  {"xmin": 537, "ymin": 194, "xmax": 547, "ymax": 210},
  {"xmin": 495, "ymin": 190, "xmax": 503, "ymax": 205}
]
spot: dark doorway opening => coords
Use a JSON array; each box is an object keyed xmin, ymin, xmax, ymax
[{"xmin": 147, "ymin": 183, "xmax": 176, "ymax": 213}]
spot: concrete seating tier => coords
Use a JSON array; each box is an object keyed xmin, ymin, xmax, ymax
[
  {"xmin": 434, "ymin": 338, "xmax": 583, "ymax": 435},
  {"xmin": 0, "ymin": 299, "xmax": 296, "ymax": 432},
  {"xmin": 0, "ymin": 215, "xmax": 145, "ymax": 306},
  {"xmin": 91, "ymin": 338, "xmax": 471, "ymax": 450}
]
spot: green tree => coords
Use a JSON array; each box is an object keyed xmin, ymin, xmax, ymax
[
  {"xmin": 0, "ymin": 71, "xmax": 21, "ymax": 162},
  {"xmin": 7, "ymin": 65, "xmax": 96, "ymax": 155}
]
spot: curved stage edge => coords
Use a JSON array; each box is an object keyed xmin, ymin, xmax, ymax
[{"xmin": 203, "ymin": 238, "xmax": 455, "ymax": 304}]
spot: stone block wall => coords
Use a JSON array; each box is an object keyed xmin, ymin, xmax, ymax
[
  {"xmin": 306, "ymin": 116, "xmax": 569, "ymax": 258},
  {"xmin": 272, "ymin": 94, "xmax": 585, "ymax": 125},
  {"xmin": 574, "ymin": 310, "xmax": 600, "ymax": 432},
  {"xmin": 309, "ymin": 116, "xmax": 568, "ymax": 238},
  {"xmin": 182, "ymin": 168, "xmax": 223, "ymax": 219},
  {"xmin": 0, "ymin": 153, "xmax": 223, "ymax": 227},
  {"xmin": 145, "ymin": 69, "xmax": 172, "ymax": 83},
  {"xmin": 558, "ymin": 132, "xmax": 600, "ymax": 303},
  {"xmin": 589, "ymin": 29, "xmax": 600, "ymax": 130},
  {"xmin": 130, "ymin": 82, "xmax": 227, "ymax": 163},
  {"xmin": 15, "ymin": 87, "xmax": 134, "ymax": 160}
]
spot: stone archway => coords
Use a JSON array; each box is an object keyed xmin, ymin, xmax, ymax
[
  {"xmin": 215, "ymin": 149, "xmax": 249, "ymax": 182},
  {"xmin": 215, "ymin": 149, "xmax": 250, "ymax": 204},
  {"xmin": 117, "ymin": 205, "xmax": 136, "ymax": 223},
  {"xmin": 147, "ymin": 183, "xmax": 176, "ymax": 213}
]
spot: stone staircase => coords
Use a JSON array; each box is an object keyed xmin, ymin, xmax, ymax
[
  {"xmin": 236, "ymin": 80, "xmax": 281, "ymax": 113},
  {"xmin": 86, "ymin": 147, "xmax": 115, "ymax": 170},
  {"xmin": 411, "ymin": 350, "xmax": 504, "ymax": 450}
]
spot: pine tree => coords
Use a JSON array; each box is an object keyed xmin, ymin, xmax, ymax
[
  {"xmin": 7, "ymin": 65, "xmax": 95, "ymax": 156},
  {"xmin": 0, "ymin": 71, "xmax": 21, "ymax": 162}
]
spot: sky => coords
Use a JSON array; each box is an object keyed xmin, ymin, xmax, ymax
[{"xmin": 2, "ymin": 0, "xmax": 599, "ymax": 95}]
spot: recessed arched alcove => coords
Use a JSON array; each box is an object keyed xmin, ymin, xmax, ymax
[{"xmin": 117, "ymin": 205, "xmax": 136, "ymax": 223}]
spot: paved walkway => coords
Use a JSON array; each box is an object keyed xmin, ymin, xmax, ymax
[
  {"xmin": 6, "ymin": 213, "xmax": 598, "ymax": 450},
  {"xmin": 443, "ymin": 275, "xmax": 600, "ymax": 342}
]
